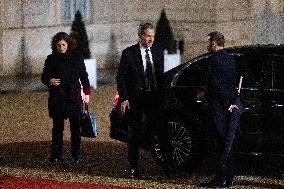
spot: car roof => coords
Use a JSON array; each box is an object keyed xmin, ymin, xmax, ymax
[
  {"xmin": 166, "ymin": 44, "xmax": 284, "ymax": 75},
  {"xmin": 166, "ymin": 44, "xmax": 284, "ymax": 86},
  {"xmin": 184, "ymin": 44, "xmax": 284, "ymax": 68},
  {"xmin": 226, "ymin": 44, "xmax": 284, "ymax": 56}
]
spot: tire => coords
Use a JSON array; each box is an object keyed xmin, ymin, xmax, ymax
[{"xmin": 150, "ymin": 116, "xmax": 195, "ymax": 172}]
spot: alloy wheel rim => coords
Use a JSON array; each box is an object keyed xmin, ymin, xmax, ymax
[{"xmin": 167, "ymin": 121, "xmax": 192, "ymax": 166}]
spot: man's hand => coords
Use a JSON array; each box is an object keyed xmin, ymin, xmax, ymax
[
  {"xmin": 81, "ymin": 90, "xmax": 90, "ymax": 104},
  {"xmin": 228, "ymin": 104, "xmax": 239, "ymax": 112},
  {"xmin": 50, "ymin": 78, "xmax": 60, "ymax": 86},
  {"xmin": 120, "ymin": 100, "xmax": 130, "ymax": 114},
  {"xmin": 197, "ymin": 90, "xmax": 205, "ymax": 98},
  {"xmin": 83, "ymin": 95, "xmax": 90, "ymax": 104}
]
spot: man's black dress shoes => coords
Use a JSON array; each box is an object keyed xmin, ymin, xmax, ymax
[
  {"xmin": 49, "ymin": 157, "xmax": 62, "ymax": 163},
  {"xmin": 200, "ymin": 177, "xmax": 233, "ymax": 187},
  {"xmin": 128, "ymin": 169, "xmax": 140, "ymax": 179}
]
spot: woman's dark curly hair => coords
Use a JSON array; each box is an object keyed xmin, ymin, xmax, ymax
[{"xmin": 51, "ymin": 32, "xmax": 71, "ymax": 52}]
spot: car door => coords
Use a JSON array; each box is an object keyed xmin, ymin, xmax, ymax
[
  {"xmin": 232, "ymin": 53, "xmax": 264, "ymax": 154},
  {"xmin": 174, "ymin": 53, "xmax": 265, "ymax": 154},
  {"xmin": 261, "ymin": 55, "xmax": 284, "ymax": 155},
  {"xmin": 173, "ymin": 55, "xmax": 210, "ymax": 113}
]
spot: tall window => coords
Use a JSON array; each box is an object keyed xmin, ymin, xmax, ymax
[{"xmin": 62, "ymin": 0, "xmax": 88, "ymax": 21}]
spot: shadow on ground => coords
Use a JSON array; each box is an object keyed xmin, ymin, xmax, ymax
[
  {"xmin": 235, "ymin": 154, "xmax": 284, "ymax": 178},
  {"xmin": 0, "ymin": 140, "xmax": 201, "ymax": 186},
  {"xmin": 0, "ymin": 141, "xmax": 146, "ymax": 178},
  {"xmin": 0, "ymin": 140, "xmax": 283, "ymax": 188}
]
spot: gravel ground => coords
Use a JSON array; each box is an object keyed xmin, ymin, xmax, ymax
[{"xmin": 0, "ymin": 84, "xmax": 283, "ymax": 189}]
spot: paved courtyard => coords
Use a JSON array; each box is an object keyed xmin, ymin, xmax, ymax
[{"xmin": 0, "ymin": 79, "xmax": 283, "ymax": 188}]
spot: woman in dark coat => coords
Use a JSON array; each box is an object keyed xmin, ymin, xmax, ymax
[{"xmin": 41, "ymin": 32, "xmax": 92, "ymax": 164}]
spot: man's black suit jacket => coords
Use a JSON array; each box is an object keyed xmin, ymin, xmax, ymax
[
  {"xmin": 206, "ymin": 49, "xmax": 236, "ymax": 110},
  {"xmin": 206, "ymin": 49, "xmax": 237, "ymax": 136},
  {"xmin": 116, "ymin": 43, "xmax": 164, "ymax": 104}
]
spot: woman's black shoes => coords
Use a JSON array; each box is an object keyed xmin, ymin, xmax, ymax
[
  {"xmin": 49, "ymin": 157, "xmax": 80, "ymax": 164},
  {"xmin": 73, "ymin": 158, "xmax": 80, "ymax": 164},
  {"xmin": 128, "ymin": 169, "xmax": 140, "ymax": 179}
]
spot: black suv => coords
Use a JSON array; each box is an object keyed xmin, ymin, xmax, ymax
[{"xmin": 110, "ymin": 44, "xmax": 284, "ymax": 172}]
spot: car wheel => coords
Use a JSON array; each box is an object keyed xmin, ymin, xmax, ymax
[{"xmin": 150, "ymin": 117, "xmax": 194, "ymax": 172}]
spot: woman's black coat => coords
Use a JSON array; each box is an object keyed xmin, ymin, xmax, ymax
[{"xmin": 41, "ymin": 51, "xmax": 91, "ymax": 119}]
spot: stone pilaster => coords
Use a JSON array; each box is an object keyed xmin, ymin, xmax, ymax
[{"xmin": 0, "ymin": 0, "xmax": 4, "ymax": 74}]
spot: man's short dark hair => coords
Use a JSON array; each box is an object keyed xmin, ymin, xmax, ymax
[
  {"xmin": 138, "ymin": 22, "xmax": 154, "ymax": 36},
  {"xmin": 208, "ymin": 31, "xmax": 225, "ymax": 47}
]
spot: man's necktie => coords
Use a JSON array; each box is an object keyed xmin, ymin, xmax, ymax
[{"xmin": 145, "ymin": 49, "xmax": 154, "ymax": 91}]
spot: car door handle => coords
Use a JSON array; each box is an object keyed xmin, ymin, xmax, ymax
[
  {"xmin": 272, "ymin": 104, "xmax": 283, "ymax": 107},
  {"xmin": 271, "ymin": 101, "xmax": 284, "ymax": 108},
  {"xmin": 194, "ymin": 97, "xmax": 204, "ymax": 103}
]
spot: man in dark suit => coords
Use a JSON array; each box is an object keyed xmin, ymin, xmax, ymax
[
  {"xmin": 116, "ymin": 22, "xmax": 164, "ymax": 178},
  {"xmin": 202, "ymin": 31, "xmax": 238, "ymax": 187}
]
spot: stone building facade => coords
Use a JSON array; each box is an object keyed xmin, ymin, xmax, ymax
[{"xmin": 0, "ymin": 0, "xmax": 283, "ymax": 76}]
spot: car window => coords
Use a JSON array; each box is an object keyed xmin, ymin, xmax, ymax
[
  {"xmin": 274, "ymin": 56, "xmax": 284, "ymax": 90},
  {"xmin": 176, "ymin": 57, "xmax": 209, "ymax": 87},
  {"xmin": 233, "ymin": 54, "xmax": 262, "ymax": 89},
  {"xmin": 263, "ymin": 55, "xmax": 284, "ymax": 90}
]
